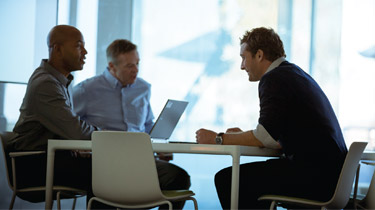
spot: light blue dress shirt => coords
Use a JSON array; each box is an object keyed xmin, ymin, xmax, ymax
[{"xmin": 72, "ymin": 69, "xmax": 154, "ymax": 133}]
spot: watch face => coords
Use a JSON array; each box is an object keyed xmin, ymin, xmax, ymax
[{"xmin": 215, "ymin": 136, "xmax": 223, "ymax": 144}]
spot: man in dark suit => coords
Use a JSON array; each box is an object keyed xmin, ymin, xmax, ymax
[
  {"xmin": 7, "ymin": 25, "xmax": 98, "ymax": 203},
  {"xmin": 196, "ymin": 27, "xmax": 348, "ymax": 209}
]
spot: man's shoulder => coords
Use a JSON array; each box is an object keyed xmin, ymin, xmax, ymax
[
  {"xmin": 74, "ymin": 74, "xmax": 105, "ymax": 90},
  {"xmin": 263, "ymin": 61, "xmax": 305, "ymax": 80},
  {"xmin": 277, "ymin": 61, "xmax": 303, "ymax": 72},
  {"xmin": 134, "ymin": 77, "xmax": 151, "ymax": 89},
  {"xmin": 28, "ymin": 67, "xmax": 60, "ymax": 89},
  {"xmin": 260, "ymin": 61, "xmax": 308, "ymax": 93}
]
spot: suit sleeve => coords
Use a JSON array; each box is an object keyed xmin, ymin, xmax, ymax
[
  {"xmin": 258, "ymin": 74, "xmax": 289, "ymax": 141},
  {"xmin": 36, "ymin": 80, "xmax": 97, "ymax": 140}
]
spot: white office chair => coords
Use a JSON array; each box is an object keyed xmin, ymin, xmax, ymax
[
  {"xmin": 88, "ymin": 131, "xmax": 198, "ymax": 210},
  {"xmin": 258, "ymin": 141, "xmax": 368, "ymax": 210},
  {"xmin": 0, "ymin": 131, "xmax": 85, "ymax": 210}
]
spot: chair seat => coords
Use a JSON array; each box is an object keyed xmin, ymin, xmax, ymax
[
  {"xmin": 257, "ymin": 142, "xmax": 368, "ymax": 210},
  {"xmin": 16, "ymin": 186, "xmax": 85, "ymax": 193},
  {"xmin": 1, "ymin": 131, "xmax": 86, "ymax": 209},
  {"xmin": 15, "ymin": 187, "xmax": 85, "ymax": 203},
  {"xmin": 162, "ymin": 190, "xmax": 195, "ymax": 198}
]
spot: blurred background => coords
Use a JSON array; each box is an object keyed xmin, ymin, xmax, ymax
[{"xmin": 0, "ymin": 0, "xmax": 374, "ymax": 209}]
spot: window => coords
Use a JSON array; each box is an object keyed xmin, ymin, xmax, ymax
[
  {"xmin": 1, "ymin": 0, "xmax": 374, "ymax": 209},
  {"xmin": 0, "ymin": 0, "xmax": 56, "ymax": 131},
  {"xmin": 5, "ymin": 0, "xmax": 374, "ymax": 150},
  {"xmin": 339, "ymin": 0, "xmax": 375, "ymax": 150},
  {"xmin": 133, "ymin": 0, "xmax": 375, "ymax": 152},
  {"xmin": 134, "ymin": 0, "xmax": 278, "ymax": 143}
]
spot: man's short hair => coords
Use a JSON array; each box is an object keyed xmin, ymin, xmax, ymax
[
  {"xmin": 106, "ymin": 39, "xmax": 137, "ymax": 64},
  {"xmin": 240, "ymin": 27, "xmax": 286, "ymax": 62}
]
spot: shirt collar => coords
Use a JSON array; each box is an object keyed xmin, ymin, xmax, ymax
[
  {"xmin": 264, "ymin": 57, "xmax": 287, "ymax": 74},
  {"xmin": 103, "ymin": 67, "xmax": 135, "ymax": 89},
  {"xmin": 103, "ymin": 67, "xmax": 123, "ymax": 89},
  {"xmin": 41, "ymin": 59, "xmax": 74, "ymax": 88}
]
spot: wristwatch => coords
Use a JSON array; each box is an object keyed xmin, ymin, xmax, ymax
[{"xmin": 215, "ymin": 132, "xmax": 224, "ymax": 145}]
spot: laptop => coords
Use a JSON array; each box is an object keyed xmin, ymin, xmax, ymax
[{"xmin": 149, "ymin": 99, "xmax": 189, "ymax": 141}]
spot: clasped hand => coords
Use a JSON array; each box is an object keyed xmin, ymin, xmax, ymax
[
  {"xmin": 72, "ymin": 150, "xmax": 91, "ymax": 158},
  {"xmin": 195, "ymin": 127, "xmax": 243, "ymax": 144}
]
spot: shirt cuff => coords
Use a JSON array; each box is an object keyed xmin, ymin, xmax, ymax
[{"xmin": 253, "ymin": 124, "xmax": 281, "ymax": 149}]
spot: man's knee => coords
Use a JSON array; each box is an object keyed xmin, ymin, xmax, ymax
[
  {"xmin": 176, "ymin": 167, "xmax": 191, "ymax": 189},
  {"xmin": 215, "ymin": 166, "xmax": 232, "ymax": 189},
  {"xmin": 157, "ymin": 161, "xmax": 190, "ymax": 190}
]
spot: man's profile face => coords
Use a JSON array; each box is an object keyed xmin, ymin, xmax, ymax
[
  {"xmin": 109, "ymin": 49, "xmax": 140, "ymax": 86},
  {"xmin": 60, "ymin": 31, "xmax": 87, "ymax": 72},
  {"xmin": 240, "ymin": 43, "xmax": 261, "ymax": 81}
]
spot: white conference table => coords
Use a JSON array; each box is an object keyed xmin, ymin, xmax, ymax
[{"xmin": 45, "ymin": 139, "xmax": 282, "ymax": 210}]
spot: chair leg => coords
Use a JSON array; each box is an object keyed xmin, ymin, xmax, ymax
[
  {"xmin": 9, "ymin": 192, "xmax": 16, "ymax": 209},
  {"xmin": 167, "ymin": 201, "xmax": 173, "ymax": 210},
  {"xmin": 186, "ymin": 197, "xmax": 198, "ymax": 210},
  {"xmin": 72, "ymin": 197, "xmax": 77, "ymax": 210},
  {"xmin": 87, "ymin": 197, "xmax": 94, "ymax": 210},
  {"xmin": 355, "ymin": 202, "xmax": 366, "ymax": 210},
  {"xmin": 193, "ymin": 198, "xmax": 198, "ymax": 210},
  {"xmin": 57, "ymin": 191, "xmax": 61, "ymax": 210},
  {"xmin": 270, "ymin": 200, "xmax": 277, "ymax": 210}
]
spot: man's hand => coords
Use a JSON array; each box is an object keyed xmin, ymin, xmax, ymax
[
  {"xmin": 72, "ymin": 150, "xmax": 91, "ymax": 158},
  {"xmin": 196, "ymin": 128, "xmax": 217, "ymax": 144},
  {"xmin": 156, "ymin": 152, "xmax": 173, "ymax": 162},
  {"xmin": 226, "ymin": 127, "xmax": 243, "ymax": 133}
]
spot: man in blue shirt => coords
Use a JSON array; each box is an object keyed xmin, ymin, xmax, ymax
[
  {"xmin": 196, "ymin": 27, "xmax": 348, "ymax": 209},
  {"xmin": 72, "ymin": 40, "xmax": 153, "ymax": 132},
  {"xmin": 73, "ymin": 39, "xmax": 190, "ymax": 209}
]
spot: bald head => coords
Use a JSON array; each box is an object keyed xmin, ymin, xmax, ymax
[
  {"xmin": 47, "ymin": 25, "xmax": 82, "ymax": 54},
  {"xmin": 46, "ymin": 25, "xmax": 87, "ymax": 75}
]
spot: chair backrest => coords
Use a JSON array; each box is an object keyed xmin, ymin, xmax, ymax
[
  {"xmin": 0, "ymin": 132, "xmax": 17, "ymax": 190},
  {"xmin": 91, "ymin": 131, "xmax": 165, "ymax": 206},
  {"xmin": 326, "ymin": 142, "xmax": 368, "ymax": 209}
]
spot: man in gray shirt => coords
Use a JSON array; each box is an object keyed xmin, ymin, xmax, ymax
[{"xmin": 6, "ymin": 25, "xmax": 98, "ymax": 203}]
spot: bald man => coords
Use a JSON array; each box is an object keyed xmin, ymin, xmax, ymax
[{"xmin": 6, "ymin": 25, "xmax": 98, "ymax": 203}]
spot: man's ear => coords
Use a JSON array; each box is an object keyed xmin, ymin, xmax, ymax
[
  {"xmin": 256, "ymin": 49, "xmax": 264, "ymax": 61},
  {"xmin": 108, "ymin": 61, "xmax": 115, "ymax": 70},
  {"xmin": 53, "ymin": 44, "xmax": 62, "ymax": 55}
]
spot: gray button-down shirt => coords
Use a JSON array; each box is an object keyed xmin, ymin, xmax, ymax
[{"xmin": 8, "ymin": 59, "xmax": 98, "ymax": 151}]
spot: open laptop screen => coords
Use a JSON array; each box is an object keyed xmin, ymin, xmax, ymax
[{"xmin": 149, "ymin": 99, "xmax": 188, "ymax": 140}]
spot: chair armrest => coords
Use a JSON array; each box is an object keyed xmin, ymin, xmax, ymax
[{"xmin": 9, "ymin": 151, "xmax": 46, "ymax": 158}]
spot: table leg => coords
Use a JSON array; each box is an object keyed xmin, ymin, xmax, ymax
[
  {"xmin": 230, "ymin": 154, "xmax": 240, "ymax": 210},
  {"xmin": 45, "ymin": 148, "xmax": 55, "ymax": 209}
]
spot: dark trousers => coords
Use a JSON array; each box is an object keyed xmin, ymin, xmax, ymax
[
  {"xmin": 152, "ymin": 160, "xmax": 191, "ymax": 210},
  {"xmin": 215, "ymin": 158, "xmax": 340, "ymax": 210},
  {"xmin": 156, "ymin": 159, "xmax": 191, "ymax": 191},
  {"xmin": 14, "ymin": 151, "xmax": 92, "ymax": 203}
]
